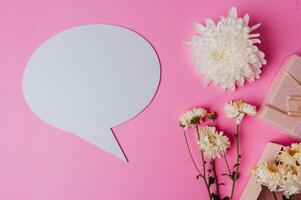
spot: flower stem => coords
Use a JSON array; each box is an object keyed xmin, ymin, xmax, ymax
[
  {"xmin": 182, "ymin": 128, "xmax": 212, "ymax": 200},
  {"xmin": 272, "ymin": 191, "xmax": 278, "ymax": 200},
  {"xmin": 289, "ymin": 194, "xmax": 296, "ymax": 200},
  {"xmin": 183, "ymin": 129, "xmax": 202, "ymax": 176},
  {"xmin": 212, "ymin": 119, "xmax": 217, "ymax": 127},
  {"xmin": 196, "ymin": 125, "xmax": 213, "ymax": 200},
  {"xmin": 224, "ymin": 154, "xmax": 231, "ymax": 176},
  {"xmin": 261, "ymin": 186, "xmax": 266, "ymax": 200},
  {"xmin": 230, "ymin": 124, "xmax": 241, "ymax": 200},
  {"xmin": 201, "ymin": 150, "xmax": 212, "ymax": 200},
  {"xmin": 211, "ymin": 159, "xmax": 220, "ymax": 198}
]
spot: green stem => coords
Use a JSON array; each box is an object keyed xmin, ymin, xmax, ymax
[
  {"xmin": 224, "ymin": 154, "xmax": 232, "ymax": 176},
  {"xmin": 272, "ymin": 191, "xmax": 278, "ymax": 200},
  {"xmin": 211, "ymin": 159, "xmax": 220, "ymax": 198},
  {"xmin": 196, "ymin": 125, "xmax": 212, "ymax": 200},
  {"xmin": 230, "ymin": 124, "xmax": 240, "ymax": 200},
  {"xmin": 183, "ymin": 129, "xmax": 202, "ymax": 176},
  {"xmin": 201, "ymin": 151, "xmax": 212, "ymax": 200},
  {"xmin": 261, "ymin": 186, "xmax": 266, "ymax": 200},
  {"xmin": 212, "ymin": 119, "xmax": 217, "ymax": 127},
  {"xmin": 289, "ymin": 194, "xmax": 296, "ymax": 200}
]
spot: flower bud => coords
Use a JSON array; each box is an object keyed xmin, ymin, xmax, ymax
[{"xmin": 207, "ymin": 112, "xmax": 217, "ymax": 120}]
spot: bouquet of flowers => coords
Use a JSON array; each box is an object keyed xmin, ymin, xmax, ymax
[{"xmin": 179, "ymin": 100, "xmax": 256, "ymax": 200}]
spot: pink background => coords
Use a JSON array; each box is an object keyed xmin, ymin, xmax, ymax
[{"xmin": 0, "ymin": 0, "xmax": 301, "ymax": 199}]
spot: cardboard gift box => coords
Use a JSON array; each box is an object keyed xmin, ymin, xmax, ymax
[
  {"xmin": 259, "ymin": 55, "xmax": 301, "ymax": 139},
  {"xmin": 241, "ymin": 142, "xmax": 301, "ymax": 200},
  {"xmin": 240, "ymin": 142, "xmax": 282, "ymax": 200}
]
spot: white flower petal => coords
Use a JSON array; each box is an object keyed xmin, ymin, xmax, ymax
[
  {"xmin": 235, "ymin": 113, "xmax": 244, "ymax": 124},
  {"xmin": 194, "ymin": 23, "xmax": 205, "ymax": 34},
  {"xmin": 224, "ymin": 102, "xmax": 240, "ymax": 118},
  {"xmin": 240, "ymin": 103, "xmax": 257, "ymax": 116},
  {"xmin": 205, "ymin": 18, "xmax": 215, "ymax": 27},
  {"xmin": 249, "ymin": 33, "xmax": 260, "ymax": 38},
  {"xmin": 243, "ymin": 14, "xmax": 249, "ymax": 26},
  {"xmin": 250, "ymin": 23, "xmax": 261, "ymax": 32},
  {"xmin": 228, "ymin": 7, "xmax": 237, "ymax": 18},
  {"xmin": 192, "ymin": 107, "xmax": 207, "ymax": 118},
  {"xmin": 250, "ymin": 39, "xmax": 261, "ymax": 44}
]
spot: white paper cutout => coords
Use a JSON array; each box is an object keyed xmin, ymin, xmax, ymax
[{"xmin": 23, "ymin": 24, "xmax": 161, "ymax": 161}]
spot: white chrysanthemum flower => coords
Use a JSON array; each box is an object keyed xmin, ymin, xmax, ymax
[
  {"xmin": 290, "ymin": 143, "xmax": 301, "ymax": 163},
  {"xmin": 179, "ymin": 110, "xmax": 195, "ymax": 128},
  {"xmin": 253, "ymin": 143, "xmax": 301, "ymax": 198},
  {"xmin": 188, "ymin": 7, "xmax": 267, "ymax": 91},
  {"xmin": 279, "ymin": 170, "xmax": 301, "ymax": 198},
  {"xmin": 179, "ymin": 107, "xmax": 207, "ymax": 128},
  {"xmin": 192, "ymin": 108, "xmax": 207, "ymax": 119},
  {"xmin": 252, "ymin": 162, "xmax": 282, "ymax": 192},
  {"xmin": 277, "ymin": 146, "xmax": 299, "ymax": 167},
  {"xmin": 197, "ymin": 126, "xmax": 230, "ymax": 159},
  {"xmin": 224, "ymin": 100, "xmax": 257, "ymax": 124},
  {"xmin": 276, "ymin": 143, "xmax": 301, "ymax": 198}
]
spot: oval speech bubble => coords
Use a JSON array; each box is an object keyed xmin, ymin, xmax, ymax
[{"xmin": 23, "ymin": 24, "xmax": 161, "ymax": 161}]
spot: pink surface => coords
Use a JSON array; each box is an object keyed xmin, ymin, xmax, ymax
[{"xmin": 0, "ymin": 0, "xmax": 301, "ymax": 199}]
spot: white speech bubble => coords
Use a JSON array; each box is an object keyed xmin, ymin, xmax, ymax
[{"xmin": 23, "ymin": 24, "xmax": 160, "ymax": 161}]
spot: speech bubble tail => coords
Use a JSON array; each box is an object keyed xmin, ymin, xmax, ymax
[
  {"xmin": 109, "ymin": 128, "xmax": 129, "ymax": 162},
  {"xmin": 76, "ymin": 128, "xmax": 128, "ymax": 162}
]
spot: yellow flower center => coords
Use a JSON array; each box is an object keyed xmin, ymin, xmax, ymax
[
  {"xmin": 212, "ymin": 44, "xmax": 232, "ymax": 63},
  {"xmin": 208, "ymin": 135, "xmax": 217, "ymax": 144},
  {"xmin": 251, "ymin": 166, "xmax": 258, "ymax": 174},
  {"xmin": 289, "ymin": 148, "xmax": 298, "ymax": 157},
  {"xmin": 267, "ymin": 163, "xmax": 278, "ymax": 173}
]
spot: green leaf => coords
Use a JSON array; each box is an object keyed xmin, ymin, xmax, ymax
[
  {"xmin": 191, "ymin": 116, "xmax": 200, "ymax": 124},
  {"xmin": 212, "ymin": 194, "xmax": 220, "ymax": 200},
  {"xmin": 209, "ymin": 176, "xmax": 215, "ymax": 186},
  {"xmin": 231, "ymin": 172, "xmax": 238, "ymax": 180},
  {"xmin": 233, "ymin": 163, "xmax": 240, "ymax": 168},
  {"xmin": 196, "ymin": 175, "xmax": 202, "ymax": 180},
  {"xmin": 221, "ymin": 173, "xmax": 230, "ymax": 177}
]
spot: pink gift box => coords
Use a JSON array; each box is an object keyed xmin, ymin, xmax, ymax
[
  {"xmin": 240, "ymin": 142, "xmax": 282, "ymax": 200},
  {"xmin": 259, "ymin": 55, "xmax": 301, "ymax": 139},
  {"xmin": 240, "ymin": 142, "xmax": 301, "ymax": 200}
]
